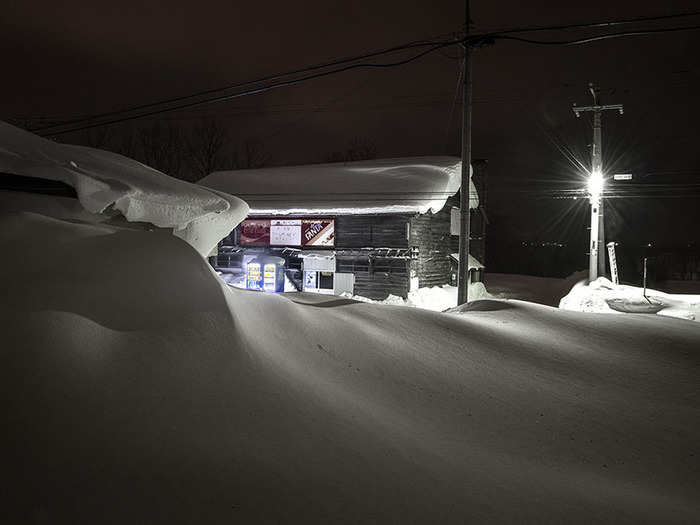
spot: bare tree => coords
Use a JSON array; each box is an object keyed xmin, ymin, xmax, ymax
[
  {"xmin": 325, "ymin": 137, "xmax": 377, "ymax": 163},
  {"xmin": 138, "ymin": 122, "xmax": 185, "ymax": 178},
  {"xmin": 116, "ymin": 127, "xmax": 138, "ymax": 160},
  {"xmin": 186, "ymin": 119, "xmax": 236, "ymax": 181},
  {"xmin": 237, "ymin": 138, "xmax": 270, "ymax": 169},
  {"xmin": 82, "ymin": 127, "xmax": 112, "ymax": 150}
]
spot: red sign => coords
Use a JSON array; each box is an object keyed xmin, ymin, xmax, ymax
[
  {"xmin": 302, "ymin": 219, "xmax": 335, "ymax": 246},
  {"xmin": 240, "ymin": 219, "xmax": 270, "ymax": 246}
]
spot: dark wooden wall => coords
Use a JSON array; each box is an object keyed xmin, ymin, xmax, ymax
[
  {"xmin": 336, "ymin": 255, "xmax": 409, "ymax": 300},
  {"xmin": 409, "ymin": 203, "xmax": 454, "ymax": 288},
  {"xmin": 335, "ymin": 215, "xmax": 410, "ymax": 248}
]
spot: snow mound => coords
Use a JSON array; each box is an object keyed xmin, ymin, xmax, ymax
[
  {"xmin": 0, "ymin": 120, "xmax": 248, "ymax": 255},
  {"xmin": 199, "ymin": 156, "xmax": 476, "ymax": 215},
  {"xmin": 347, "ymin": 282, "xmax": 492, "ymax": 311},
  {"xmin": 3, "ymin": 194, "xmax": 700, "ymax": 523},
  {"xmin": 560, "ymin": 277, "xmax": 700, "ymax": 322}
]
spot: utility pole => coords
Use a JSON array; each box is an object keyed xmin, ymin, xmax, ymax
[
  {"xmin": 573, "ymin": 83, "xmax": 623, "ymax": 282},
  {"xmin": 457, "ymin": 0, "xmax": 472, "ymax": 305}
]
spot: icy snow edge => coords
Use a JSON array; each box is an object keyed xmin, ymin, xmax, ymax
[{"xmin": 0, "ymin": 121, "xmax": 248, "ymax": 256}]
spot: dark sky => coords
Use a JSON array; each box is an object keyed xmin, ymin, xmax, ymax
[{"xmin": 2, "ymin": 1, "xmax": 699, "ymax": 269}]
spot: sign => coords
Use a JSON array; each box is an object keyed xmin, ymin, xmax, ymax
[
  {"xmin": 270, "ymin": 219, "xmax": 301, "ymax": 246},
  {"xmin": 240, "ymin": 219, "xmax": 270, "ymax": 246},
  {"xmin": 607, "ymin": 242, "xmax": 619, "ymax": 285},
  {"xmin": 246, "ymin": 262, "xmax": 262, "ymax": 290},
  {"xmin": 304, "ymin": 270, "xmax": 317, "ymax": 289},
  {"xmin": 613, "ymin": 174, "xmax": 633, "ymax": 181},
  {"xmin": 239, "ymin": 217, "xmax": 334, "ymax": 247},
  {"xmin": 302, "ymin": 219, "xmax": 335, "ymax": 246}
]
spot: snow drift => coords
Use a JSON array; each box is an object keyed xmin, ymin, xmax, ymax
[
  {"xmin": 560, "ymin": 277, "xmax": 700, "ymax": 322},
  {"xmin": 0, "ymin": 121, "xmax": 248, "ymax": 255},
  {"xmin": 2, "ymin": 191, "xmax": 699, "ymax": 524},
  {"xmin": 199, "ymin": 156, "xmax": 476, "ymax": 215}
]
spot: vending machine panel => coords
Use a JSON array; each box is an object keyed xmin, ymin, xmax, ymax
[
  {"xmin": 246, "ymin": 262, "xmax": 262, "ymax": 290},
  {"xmin": 263, "ymin": 263, "xmax": 277, "ymax": 292}
]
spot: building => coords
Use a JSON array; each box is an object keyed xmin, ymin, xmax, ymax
[{"xmin": 199, "ymin": 156, "xmax": 486, "ymax": 299}]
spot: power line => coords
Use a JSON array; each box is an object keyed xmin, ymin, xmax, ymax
[
  {"xmin": 33, "ymin": 12, "xmax": 700, "ymax": 137},
  {"xmin": 30, "ymin": 34, "xmax": 458, "ymax": 134},
  {"xmin": 38, "ymin": 41, "xmax": 459, "ymax": 137},
  {"xmin": 495, "ymin": 24, "xmax": 700, "ymax": 46},
  {"xmin": 482, "ymin": 11, "xmax": 700, "ymax": 36}
]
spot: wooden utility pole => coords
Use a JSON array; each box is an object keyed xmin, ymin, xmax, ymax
[
  {"xmin": 573, "ymin": 83, "xmax": 623, "ymax": 282},
  {"xmin": 457, "ymin": 0, "xmax": 472, "ymax": 305}
]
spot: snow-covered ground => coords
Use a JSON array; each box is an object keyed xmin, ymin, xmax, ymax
[
  {"xmin": 561, "ymin": 277, "xmax": 700, "ymax": 322},
  {"xmin": 2, "ymin": 189, "xmax": 699, "ymax": 523},
  {"xmin": 347, "ymin": 282, "xmax": 492, "ymax": 311},
  {"xmin": 2, "ymin": 126, "xmax": 699, "ymax": 523}
]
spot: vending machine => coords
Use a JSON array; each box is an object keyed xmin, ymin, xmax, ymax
[
  {"xmin": 246, "ymin": 262, "xmax": 263, "ymax": 291},
  {"xmin": 246, "ymin": 256, "xmax": 285, "ymax": 293},
  {"xmin": 263, "ymin": 263, "xmax": 277, "ymax": 292}
]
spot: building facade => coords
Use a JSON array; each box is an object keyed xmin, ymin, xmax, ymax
[{"xmin": 200, "ymin": 157, "xmax": 486, "ymax": 299}]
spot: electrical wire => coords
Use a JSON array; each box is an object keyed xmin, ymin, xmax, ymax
[
  {"xmin": 30, "ymin": 35, "xmax": 458, "ymax": 134},
  {"xmin": 32, "ymin": 12, "xmax": 700, "ymax": 137},
  {"xmin": 39, "ymin": 41, "xmax": 459, "ymax": 137},
  {"xmin": 481, "ymin": 11, "xmax": 700, "ymax": 36},
  {"xmin": 494, "ymin": 24, "xmax": 700, "ymax": 46}
]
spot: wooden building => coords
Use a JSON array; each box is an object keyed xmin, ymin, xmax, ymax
[{"xmin": 199, "ymin": 157, "xmax": 485, "ymax": 300}]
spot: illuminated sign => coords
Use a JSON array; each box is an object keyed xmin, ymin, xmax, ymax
[
  {"xmin": 270, "ymin": 219, "xmax": 302, "ymax": 246},
  {"xmin": 240, "ymin": 219, "xmax": 270, "ymax": 246},
  {"xmin": 240, "ymin": 218, "xmax": 334, "ymax": 247},
  {"xmin": 302, "ymin": 219, "xmax": 334, "ymax": 246}
]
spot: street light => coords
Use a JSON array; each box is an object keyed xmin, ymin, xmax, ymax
[{"xmin": 587, "ymin": 169, "xmax": 604, "ymax": 199}]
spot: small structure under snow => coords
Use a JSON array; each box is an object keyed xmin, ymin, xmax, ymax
[
  {"xmin": 200, "ymin": 157, "xmax": 487, "ymax": 300},
  {"xmin": 0, "ymin": 121, "xmax": 248, "ymax": 257}
]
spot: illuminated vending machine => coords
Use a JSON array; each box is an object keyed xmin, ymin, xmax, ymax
[
  {"xmin": 246, "ymin": 256, "xmax": 285, "ymax": 293},
  {"xmin": 246, "ymin": 262, "xmax": 262, "ymax": 291},
  {"xmin": 263, "ymin": 263, "xmax": 277, "ymax": 292}
]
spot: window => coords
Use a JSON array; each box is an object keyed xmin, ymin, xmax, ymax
[{"xmin": 319, "ymin": 272, "xmax": 334, "ymax": 290}]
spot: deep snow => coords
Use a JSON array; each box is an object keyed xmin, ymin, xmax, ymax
[
  {"xmin": 2, "ymin": 190, "xmax": 699, "ymax": 524},
  {"xmin": 560, "ymin": 277, "xmax": 700, "ymax": 322},
  {"xmin": 0, "ymin": 120, "xmax": 248, "ymax": 256},
  {"xmin": 199, "ymin": 156, "xmax": 476, "ymax": 215}
]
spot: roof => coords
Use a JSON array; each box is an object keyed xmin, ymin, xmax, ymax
[
  {"xmin": 199, "ymin": 156, "xmax": 478, "ymax": 216},
  {"xmin": 449, "ymin": 253, "xmax": 485, "ymax": 270}
]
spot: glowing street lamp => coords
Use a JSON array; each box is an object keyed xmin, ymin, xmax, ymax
[{"xmin": 588, "ymin": 169, "xmax": 604, "ymax": 200}]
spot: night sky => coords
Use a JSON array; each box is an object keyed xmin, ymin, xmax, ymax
[{"xmin": 2, "ymin": 1, "xmax": 699, "ymax": 275}]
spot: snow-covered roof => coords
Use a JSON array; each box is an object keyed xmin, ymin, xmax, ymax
[
  {"xmin": 449, "ymin": 253, "xmax": 485, "ymax": 270},
  {"xmin": 0, "ymin": 121, "xmax": 248, "ymax": 256},
  {"xmin": 199, "ymin": 156, "xmax": 478, "ymax": 216}
]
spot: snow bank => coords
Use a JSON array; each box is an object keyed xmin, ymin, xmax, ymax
[
  {"xmin": 3, "ymin": 193, "xmax": 700, "ymax": 523},
  {"xmin": 348, "ymin": 282, "xmax": 492, "ymax": 311},
  {"xmin": 560, "ymin": 277, "xmax": 700, "ymax": 322},
  {"xmin": 0, "ymin": 121, "xmax": 248, "ymax": 255},
  {"xmin": 199, "ymin": 156, "xmax": 477, "ymax": 215}
]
